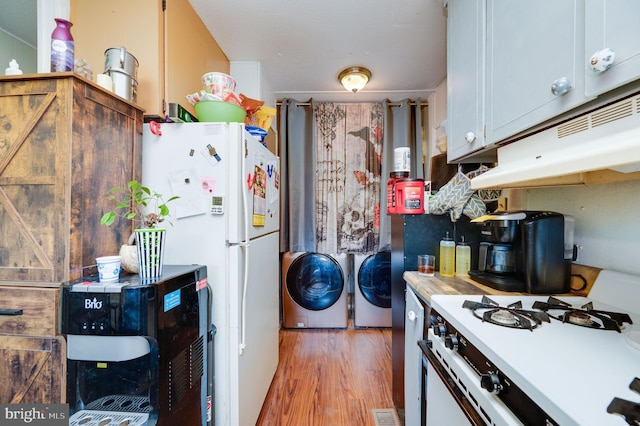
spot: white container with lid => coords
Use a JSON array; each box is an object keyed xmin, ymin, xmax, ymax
[
  {"xmin": 394, "ymin": 147, "xmax": 410, "ymax": 172},
  {"xmin": 5, "ymin": 59, "xmax": 23, "ymax": 75}
]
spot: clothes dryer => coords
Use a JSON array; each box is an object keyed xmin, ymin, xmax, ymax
[
  {"xmin": 282, "ymin": 252, "xmax": 348, "ymax": 328},
  {"xmin": 353, "ymin": 251, "xmax": 392, "ymax": 327}
]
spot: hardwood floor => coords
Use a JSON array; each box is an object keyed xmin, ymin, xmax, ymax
[{"xmin": 256, "ymin": 324, "xmax": 396, "ymax": 425}]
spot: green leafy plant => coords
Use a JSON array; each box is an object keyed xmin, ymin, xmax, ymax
[{"xmin": 100, "ymin": 180, "xmax": 179, "ymax": 230}]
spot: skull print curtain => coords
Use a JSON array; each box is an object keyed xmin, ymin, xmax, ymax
[
  {"xmin": 279, "ymin": 98, "xmax": 424, "ymax": 255},
  {"xmin": 314, "ymin": 102, "xmax": 384, "ymax": 254}
]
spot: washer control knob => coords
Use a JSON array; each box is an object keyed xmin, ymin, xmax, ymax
[
  {"xmin": 445, "ymin": 334, "xmax": 459, "ymax": 351},
  {"xmin": 481, "ymin": 373, "xmax": 503, "ymax": 394}
]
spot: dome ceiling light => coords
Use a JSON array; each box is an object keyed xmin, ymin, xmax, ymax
[{"xmin": 338, "ymin": 66, "xmax": 371, "ymax": 93}]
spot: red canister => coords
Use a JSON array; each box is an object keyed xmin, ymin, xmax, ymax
[
  {"xmin": 394, "ymin": 178, "xmax": 425, "ymax": 214},
  {"xmin": 387, "ymin": 171, "xmax": 409, "ymax": 214}
]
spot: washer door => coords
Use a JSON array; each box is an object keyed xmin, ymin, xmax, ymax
[
  {"xmin": 358, "ymin": 251, "xmax": 392, "ymax": 308},
  {"xmin": 287, "ymin": 253, "xmax": 344, "ymax": 311}
]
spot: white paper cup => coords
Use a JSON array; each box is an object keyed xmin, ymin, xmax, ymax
[
  {"xmin": 96, "ymin": 73, "xmax": 113, "ymax": 91},
  {"xmin": 96, "ymin": 255, "xmax": 121, "ymax": 282}
]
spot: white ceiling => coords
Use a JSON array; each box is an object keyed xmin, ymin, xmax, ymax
[
  {"xmin": 0, "ymin": 0, "xmax": 448, "ymax": 103},
  {"xmin": 189, "ymin": 0, "xmax": 448, "ymax": 102}
]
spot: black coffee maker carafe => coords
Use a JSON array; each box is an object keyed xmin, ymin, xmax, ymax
[{"xmin": 469, "ymin": 211, "xmax": 572, "ymax": 293}]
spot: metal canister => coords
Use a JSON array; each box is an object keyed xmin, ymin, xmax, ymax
[
  {"xmin": 104, "ymin": 47, "xmax": 139, "ymax": 102},
  {"xmin": 394, "ymin": 178, "xmax": 425, "ymax": 214},
  {"xmin": 387, "ymin": 171, "xmax": 409, "ymax": 214}
]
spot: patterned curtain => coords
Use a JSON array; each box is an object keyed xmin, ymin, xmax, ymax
[{"xmin": 313, "ymin": 102, "xmax": 384, "ymax": 254}]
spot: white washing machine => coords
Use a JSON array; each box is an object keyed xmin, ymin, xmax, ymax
[
  {"xmin": 282, "ymin": 252, "xmax": 348, "ymax": 329},
  {"xmin": 353, "ymin": 251, "xmax": 392, "ymax": 328}
]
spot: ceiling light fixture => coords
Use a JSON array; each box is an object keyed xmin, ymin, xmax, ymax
[{"xmin": 338, "ymin": 66, "xmax": 371, "ymax": 93}]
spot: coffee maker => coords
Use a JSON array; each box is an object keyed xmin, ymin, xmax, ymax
[{"xmin": 468, "ymin": 211, "xmax": 573, "ymax": 293}]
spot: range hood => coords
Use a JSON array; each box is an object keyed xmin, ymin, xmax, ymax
[{"xmin": 470, "ymin": 91, "xmax": 640, "ymax": 189}]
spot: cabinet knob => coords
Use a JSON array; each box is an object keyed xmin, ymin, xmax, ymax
[
  {"xmin": 551, "ymin": 77, "xmax": 572, "ymax": 96},
  {"xmin": 589, "ymin": 48, "xmax": 616, "ymax": 73},
  {"xmin": 464, "ymin": 132, "xmax": 476, "ymax": 143},
  {"xmin": 407, "ymin": 310, "xmax": 417, "ymax": 322}
]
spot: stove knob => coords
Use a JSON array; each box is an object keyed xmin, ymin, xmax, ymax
[
  {"xmin": 480, "ymin": 373, "xmax": 503, "ymax": 394},
  {"xmin": 434, "ymin": 323, "xmax": 447, "ymax": 337},
  {"xmin": 445, "ymin": 334, "xmax": 459, "ymax": 351},
  {"xmin": 428, "ymin": 314, "xmax": 438, "ymax": 325}
]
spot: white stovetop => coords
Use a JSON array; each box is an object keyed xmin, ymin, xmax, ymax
[{"xmin": 431, "ymin": 270, "xmax": 640, "ymax": 426}]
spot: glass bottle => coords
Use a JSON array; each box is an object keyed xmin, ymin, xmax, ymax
[
  {"xmin": 439, "ymin": 232, "xmax": 455, "ymax": 277},
  {"xmin": 455, "ymin": 235, "xmax": 471, "ymax": 276}
]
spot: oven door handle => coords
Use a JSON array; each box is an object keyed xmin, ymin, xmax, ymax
[{"xmin": 418, "ymin": 340, "xmax": 487, "ymax": 426}]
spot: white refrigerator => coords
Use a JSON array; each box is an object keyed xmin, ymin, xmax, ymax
[{"xmin": 141, "ymin": 122, "xmax": 280, "ymax": 426}]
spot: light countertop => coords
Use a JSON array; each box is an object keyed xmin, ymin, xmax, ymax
[{"xmin": 404, "ymin": 263, "xmax": 600, "ymax": 304}]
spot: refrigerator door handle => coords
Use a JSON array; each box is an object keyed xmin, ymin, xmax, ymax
[{"xmin": 239, "ymin": 135, "xmax": 250, "ymax": 355}]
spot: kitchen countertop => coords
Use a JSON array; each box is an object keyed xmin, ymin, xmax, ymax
[
  {"xmin": 404, "ymin": 263, "xmax": 601, "ymax": 304},
  {"xmin": 404, "ymin": 271, "xmax": 526, "ymax": 304}
]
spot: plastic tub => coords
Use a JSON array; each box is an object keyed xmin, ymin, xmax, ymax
[
  {"xmin": 195, "ymin": 100, "xmax": 247, "ymax": 123},
  {"xmin": 202, "ymin": 72, "xmax": 236, "ymax": 91}
]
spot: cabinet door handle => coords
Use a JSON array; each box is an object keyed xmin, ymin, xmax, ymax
[
  {"xmin": 407, "ymin": 310, "xmax": 417, "ymax": 321},
  {"xmin": 0, "ymin": 308, "xmax": 23, "ymax": 316},
  {"xmin": 464, "ymin": 132, "xmax": 476, "ymax": 144},
  {"xmin": 589, "ymin": 48, "xmax": 616, "ymax": 73},
  {"xmin": 551, "ymin": 77, "xmax": 572, "ymax": 96}
]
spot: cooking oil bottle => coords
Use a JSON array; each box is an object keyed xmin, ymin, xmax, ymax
[
  {"xmin": 455, "ymin": 235, "xmax": 471, "ymax": 276},
  {"xmin": 439, "ymin": 232, "xmax": 455, "ymax": 277}
]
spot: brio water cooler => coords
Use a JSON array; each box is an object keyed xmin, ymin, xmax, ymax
[{"xmin": 60, "ymin": 265, "xmax": 214, "ymax": 426}]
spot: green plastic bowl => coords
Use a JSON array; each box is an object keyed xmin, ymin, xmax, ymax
[{"xmin": 195, "ymin": 100, "xmax": 247, "ymax": 123}]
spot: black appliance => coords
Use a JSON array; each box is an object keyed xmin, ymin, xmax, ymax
[
  {"xmin": 60, "ymin": 265, "xmax": 213, "ymax": 426},
  {"xmin": 390, "ymin": 214, "xmax": 482, "ymax": 418},
  {"xmin": 468, "ymin": 211, "xmax": 572, "ymax": 293}
]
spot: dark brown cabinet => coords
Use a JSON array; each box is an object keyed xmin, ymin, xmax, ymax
[
  {"xmin": 0, "ymin": 73, "xmax": 143, "ymax": 282},
  {"xmin": 0, "ymin": 284, "xmax": 65, "ymax": 403},
  {"xmin": 0, "ymin": 73, "xmax": 143, "ymax": 404}
]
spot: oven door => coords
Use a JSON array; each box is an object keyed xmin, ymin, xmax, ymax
[{"xmin": 418, "ymin": 340, "xmax": 485, "ymax": 425}]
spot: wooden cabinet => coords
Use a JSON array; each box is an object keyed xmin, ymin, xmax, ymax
[
  {"xmin": 404, "ymin": 285, "xmax": 426, "ymax": 426},
  {"xmin": 446, "ymin": 0, "xmax": 486, "ymax": 162},
  {"xmin": 485, "ymin": 0, "xmax": 589, "ymax": 144},
  {"xmin": 0, "ymin": 73, "xmax": 143, "ymax": 282},
  {"xmin": 0, "ymin": 283, "xmax": 65, "ymax": 403},
  {"xmin": 447, "ymin": 0, "xmax": 640, "ymax": 162},
  {"xmin": 70, "ymin": 0, "xmax": 230, "ymax": 118},
  {"xmin": 584, "ymin": 0, "xmax": 640, "ymax": 96}
]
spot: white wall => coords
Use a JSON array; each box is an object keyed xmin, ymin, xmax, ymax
[
  {"xmin": 515, "ymin": 180, "xmax": 640, "ymax": 275},
  {"xmin": 230, "ymin": 61, "xmax": 276, "ymax": 112},
  {"xmin": 0, "ymin": 30, "xmax": 36, "ymax": 74}
]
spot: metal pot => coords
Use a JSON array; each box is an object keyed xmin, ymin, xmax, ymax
[{"xmin": 104, "ymin": 47, "xmax": 139, "ymax": 102}]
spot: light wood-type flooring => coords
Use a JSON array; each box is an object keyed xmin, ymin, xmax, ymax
[{"xmin": 256, "ymin": 323, "xmax": 396, "ymax": 425}]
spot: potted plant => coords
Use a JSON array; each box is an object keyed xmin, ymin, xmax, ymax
[{"xmin": 100, "ymin": 180, "xmax": 178, "ymax": 278}]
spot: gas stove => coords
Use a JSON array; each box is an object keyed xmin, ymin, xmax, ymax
[{"xmin": 427, "ymin": 270, "xmax": 640, "ymax": 425}]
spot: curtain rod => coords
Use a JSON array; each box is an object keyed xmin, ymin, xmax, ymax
[{"xmin": 276, "ymin": 101, "xmax": 428, "ymax": 107}]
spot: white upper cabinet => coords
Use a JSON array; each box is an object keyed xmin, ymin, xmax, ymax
[
  {"xmin": 446, "ymin": 0, "xmax": 486, "ymax": 162},
  {"xmin": 584, "ymin": 0, "xmax": 640, "ymax": 97},
  {"xmin": 447, "ymin": 0, "xmax": 640, "ymax": 162},
  {"xmin": 485, "ymin": 0, "xmax": 589, "ymax": 145}
]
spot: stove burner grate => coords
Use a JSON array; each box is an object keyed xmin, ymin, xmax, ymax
[
  {"xmin": 607, "ymin": 377, "xmax": 640, "ymax": 425},
  {"xmin": 462, "ymin": 295, "xmax": 550, "ymax": 330},
  {"xmin": 532, "ymin": 296, "xmax": 633, "ymax": 333}
]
